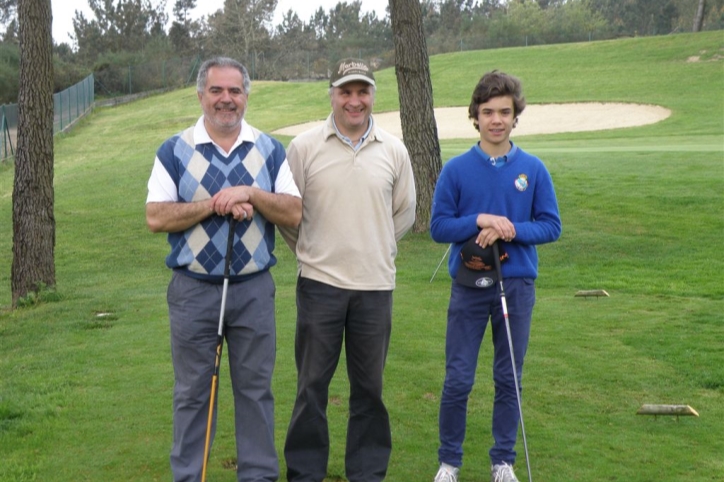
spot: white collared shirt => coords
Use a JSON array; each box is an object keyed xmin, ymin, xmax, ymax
[{"xmin": 146, "ymin": 116, "xmax": 299, "ymax": 203}]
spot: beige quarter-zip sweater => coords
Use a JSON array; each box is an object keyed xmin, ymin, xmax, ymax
[{"xmin": 279, "ymin": 114, "xmax": 416, "ymax": 290}]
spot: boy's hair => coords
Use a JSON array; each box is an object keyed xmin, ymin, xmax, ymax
[
  {"xmin": 468, "ymin": 70, "xmax": 526, "ymax": 131},
  {"xmin": 196, "ymin": 57, "xmax": 251, "ymax": 95}
]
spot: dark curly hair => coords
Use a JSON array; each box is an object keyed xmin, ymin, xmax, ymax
[{"xmin": 468, "ymin": 70, "xmax": 526, "ymax": 132}]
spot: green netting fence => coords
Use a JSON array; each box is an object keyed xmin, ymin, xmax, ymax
[{"xmin": 1, "ymin": 74, "xmax": 95, "ymax": 162}]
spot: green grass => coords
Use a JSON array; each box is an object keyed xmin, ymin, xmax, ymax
[{"xmin": 1, "ymin": 31, "xmax": 723, "ymax": 481}]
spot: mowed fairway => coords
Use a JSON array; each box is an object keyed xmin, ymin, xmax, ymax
[{"xmin": 1, "ymin": 31, "xmax": 722, "ymax": 481}]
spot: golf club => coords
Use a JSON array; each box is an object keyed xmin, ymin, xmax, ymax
[
  {"xmin": 492, "ymin": 241, "xmax": 533, "ymax": 482},
  {"xmin": 201, "ymin": 215, "xmax": 238, "ymax": 482}
]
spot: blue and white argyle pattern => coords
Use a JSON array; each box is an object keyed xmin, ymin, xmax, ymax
[{"xmin": 158, "ymin": 126, "xmax": 283, "ymax": 281}]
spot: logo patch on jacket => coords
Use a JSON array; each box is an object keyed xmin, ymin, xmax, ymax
[{"xmin": 515, "ymin": 174, "xmax": 529, "ymax": 192}]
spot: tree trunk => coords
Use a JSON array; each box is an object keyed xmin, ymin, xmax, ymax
[
  {"xmin": 693, "ymin": 0, "xmax": 707, "ymax": 32},
  {"xmin": 12, "ymin": 0, "xmax": 55, "ymax": 307},
  {"xmin": 390, "ymin": 0, "xmax": 442, "ymax": 234}
]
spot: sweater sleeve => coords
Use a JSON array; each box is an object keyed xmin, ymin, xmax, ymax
[
  {"xmin": 430, "ymin": 155, "xmax": 481, "ymax": 244},
  {"xmin": 392, "ymin": 144, "xmax": 417, "ymax": 241}
]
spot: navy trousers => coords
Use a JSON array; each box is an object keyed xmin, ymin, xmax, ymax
[{"xmin": 438, "ymin": 278, "xmax": 535, "ymax": 468}]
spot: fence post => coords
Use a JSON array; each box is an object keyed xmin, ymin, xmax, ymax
[
  {"xmin": 1, "ymin": 104, "xmax": 15, "ymax": 159},
  {"xmin": 1, "ymin": 105, "xmax": 6, "ymax": 159},
  {"xmin": 59, "ymin": 92, "xmax": 64, "ymax": 131}
]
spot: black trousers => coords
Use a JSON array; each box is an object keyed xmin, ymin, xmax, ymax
[{"xmin": 284, "ymin": 277, "xmax": 393, "ymax": 482}]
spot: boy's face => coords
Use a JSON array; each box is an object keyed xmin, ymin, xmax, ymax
[{"xmin": 475, "ymin": 95, "xmax": 516, "ymax": 152}]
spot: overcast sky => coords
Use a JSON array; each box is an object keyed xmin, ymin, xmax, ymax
[{"xmin": 51, "ymin": 0, "xmax": 390, "ymax": 45}]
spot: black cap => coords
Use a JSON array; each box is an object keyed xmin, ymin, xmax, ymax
[{"xmin": 455, "ymin": 237, "xmax": 508, "ymax": 288}]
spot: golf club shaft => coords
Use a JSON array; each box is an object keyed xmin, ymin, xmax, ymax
[
  {"xmin": 493, "ymin": 242, "xmax": 533, "ymax": 482},
  {"xmin": 201, "ymin": 216, "xmax": 237, "ymax": 482},
  {"xmin": 430, "ymin": 243, "xmax": 452, "ymax": 283}
]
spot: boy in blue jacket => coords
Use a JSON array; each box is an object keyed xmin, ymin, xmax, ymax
[{"xmin": 430, "ymin": 71, "xmax": 562, "ymax": 482}]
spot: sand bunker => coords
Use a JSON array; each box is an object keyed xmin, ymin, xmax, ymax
[{"xmin": 273, "ymin": 103, "xmax": 671, "ymax": 139}]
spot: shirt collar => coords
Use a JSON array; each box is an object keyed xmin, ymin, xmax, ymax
[
  {"xmin": 193, "ymin": 116, "xmax": 254, "ymax": 155},
  {"xmin": 475, "ymin": 141, "xmax": 517, "ymax": 166}
]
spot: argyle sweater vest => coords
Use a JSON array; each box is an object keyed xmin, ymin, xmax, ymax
[{"xmin": 156, "ymin": 125, "xmax": 285, "ymax": 282}]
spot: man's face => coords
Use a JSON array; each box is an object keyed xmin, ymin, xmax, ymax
[
  {"xmin": 198, "ymin": 66, "xmax": 248, "ymax": 133},
  {"xmin": 476, "ymin": 95, "xmax": 516, "ymax": 151},
  {"xmin": 330, "ymin": 81, "xmax": 375, "ymax": 137}
]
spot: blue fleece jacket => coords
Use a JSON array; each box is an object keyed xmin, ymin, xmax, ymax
[{"xmin": 430, "ymin": 142, "xmax": 562, "ymax": 280}]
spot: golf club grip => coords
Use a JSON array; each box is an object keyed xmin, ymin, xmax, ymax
[
  {"xmin": 492, "ymin": 241, "xmax": 504, "ymax": 289},
  {"xmin": 224, "ymin": 218, "xmax": 238, "ymax": 278}
]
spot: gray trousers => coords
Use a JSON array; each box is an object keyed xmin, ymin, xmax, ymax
[
  {"xmin": 168, "ymin": 271, "xmax": 278, "ymax": 482},
  {"xmin": 284, "ymin": 277, "xmax": 393, "ymax": 482}
]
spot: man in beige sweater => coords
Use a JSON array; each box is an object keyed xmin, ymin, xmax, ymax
[{"xmin": 279, "ymin": 58, "xmax": 416, "ymax": 482}]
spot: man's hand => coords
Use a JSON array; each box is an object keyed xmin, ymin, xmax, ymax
[
  {"xmin": 211, "ymin": 186, "xmax": 255, "ymax": 220},
  {"xmin": 210, "ymin": 185, "xmax": 301, "ymax": 227},
  {"xmin": 230, "ymin": 202, "xmax": 254, "ymax": 220}
]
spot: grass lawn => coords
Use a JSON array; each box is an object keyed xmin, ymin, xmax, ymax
[{"xmin": 1, "ymin": 31, "xmax": 723, "ymax": 481}]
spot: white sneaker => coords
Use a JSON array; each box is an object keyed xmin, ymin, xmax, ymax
[
  {"xmin": 491, "ymin": 462, "xmax": 519, "ymax": 482},
  {"xmin": 434, "ymin": 463, "xmax": 460, "ymax": 482}
]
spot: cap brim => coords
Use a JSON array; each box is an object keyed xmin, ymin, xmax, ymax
[
  {"xmin": 331, "ymin": 74, "xmax": 376, "ymax": 87},
  {"xmin": 455, "ymin": 265, "xmax": 498, "ymax": 289}
]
